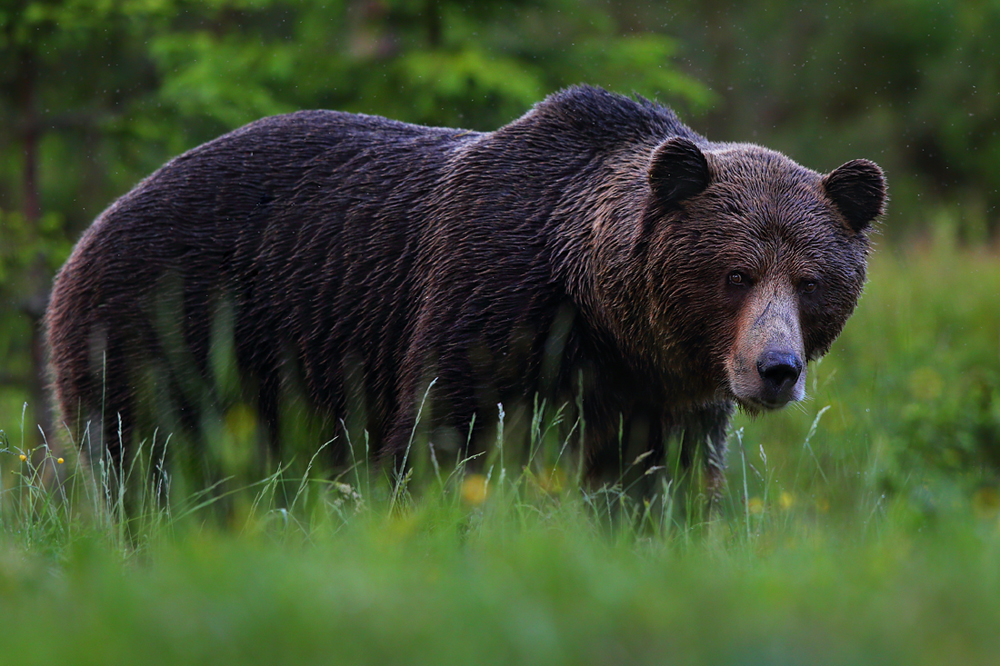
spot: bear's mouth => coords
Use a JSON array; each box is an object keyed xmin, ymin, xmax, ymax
[
  {"xmin": 727, "ymin": 365, "xmax": 807, "ymax": 414},
  {"xmin": 734, "ymin": 395, "xmax": 798, "ymax": 414}
]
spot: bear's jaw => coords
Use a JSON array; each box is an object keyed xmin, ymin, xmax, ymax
[{"xmin": 734, "ymin": 388, "xmax": 806, "ymax": 414}]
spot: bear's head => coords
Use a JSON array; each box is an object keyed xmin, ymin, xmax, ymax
[{"xmin": 636, "ymin": 137, "xmax": 886, "ymax": 412}]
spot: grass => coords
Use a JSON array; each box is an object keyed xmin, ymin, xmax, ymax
[
  {"xmin": 2, "ymin": 242, "xmax": 1000, "ymax": 664},
  {"xmin": 2, "ymin": 509, "xmax": 999, "ymax": 666}
]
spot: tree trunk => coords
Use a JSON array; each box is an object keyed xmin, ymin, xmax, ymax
[
  {"xmin": 17, "ymin": 49, "xmax": 54, "ymax": 446},
  {"xmin": 426, "ymin": 0, "xmax": 442, "ymax": 48}
]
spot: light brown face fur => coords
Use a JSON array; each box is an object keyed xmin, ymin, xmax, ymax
[{"xmin": 727, "ymin": 273, "xmax": 805, "ymax": 410}]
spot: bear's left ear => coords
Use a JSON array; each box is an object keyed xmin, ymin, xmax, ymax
[
  {"xmin": 822, "ymin": 159, "xmax": 886, "ymax": 233},
  {"xmin": 648, "ymin": 137, "xmax": 711, "ymax": 210}
]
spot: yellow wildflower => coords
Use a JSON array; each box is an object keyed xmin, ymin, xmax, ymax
[
  {"xmin": 460, "ymin": 474, "xmax": 489, "ymax": 506},
  {"xmin": 972, "ymin": 487, "xmax": 1000, "ymax": 520},
  {"xmin": 536, "ymin": 466, "xmax": 566, "ymax": 494}
]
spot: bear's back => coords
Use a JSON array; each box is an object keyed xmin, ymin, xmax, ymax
[{"xmin": 46, "ymin": 110, "xmax": 476, "ymax": 460}]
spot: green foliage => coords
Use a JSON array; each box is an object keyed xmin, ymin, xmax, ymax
[
  {"xmin": 0, "ymin": 210, "xmax": 67, "ymax": 286},
  {"xmin": 856, "ymin": 247, "xmax": 1000, "ymax": 485},
  {"xmin": 897, "ymin": 366, "xmax": 1000, "ymax": 476}
]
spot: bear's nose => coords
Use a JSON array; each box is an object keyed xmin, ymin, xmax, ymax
[{"xmin": 756, "ymin": 350, "xmax": 803, "ymax": 398}]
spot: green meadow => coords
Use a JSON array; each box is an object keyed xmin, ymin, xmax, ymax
[{"xmin": 1, "ymin": 241, "xmax": 999, "ymax": 665}]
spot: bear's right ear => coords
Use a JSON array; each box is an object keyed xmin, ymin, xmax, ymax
[{"xmin": 648, "ymin": 137, "xmax": 711, "ymax": 210}]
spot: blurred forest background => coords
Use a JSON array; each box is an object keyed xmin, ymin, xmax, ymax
[{"xmin": 1, "ymin": 0, "xmax": 999, "ymax": 450}]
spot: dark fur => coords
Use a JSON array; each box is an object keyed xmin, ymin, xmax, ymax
[{"xmin": 46, "ymin": 86, "xmax": 885, "ymax": 488}]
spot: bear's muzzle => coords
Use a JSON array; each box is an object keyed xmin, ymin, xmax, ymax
[{"xmin": 727, "ymin": 279, "xmax": 806, "ymax": 411}]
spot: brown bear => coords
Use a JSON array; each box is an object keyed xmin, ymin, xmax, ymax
[{"xmin": 46, "ymin": 85, "xmax": 885, "ymax": 489}]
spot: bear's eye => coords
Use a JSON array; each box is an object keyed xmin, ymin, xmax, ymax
[
  {"xmin": 801, "ymin": 280, "xmax": 818, "ymax": 294},
  {"xmin": 728, "ymin": 271, "xmax": 749, "ymax": 287}
]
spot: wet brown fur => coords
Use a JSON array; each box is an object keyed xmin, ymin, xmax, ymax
[{"xmin": 45, "ymin": 86, "xmax": 886, "ymax": 488}]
